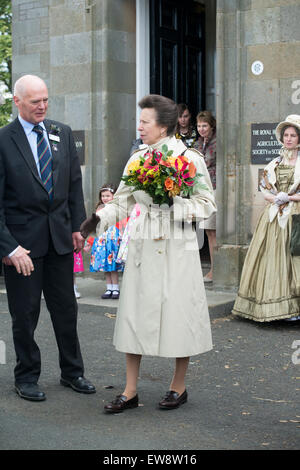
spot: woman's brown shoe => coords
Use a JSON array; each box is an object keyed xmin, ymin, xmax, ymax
[
  {"xmin": 158, "ymin": 390, "xmax": 188, "ymax": 409},
  {"xmin": 104, "ymin": 394, "xmax": 139, "ymax": 413}
]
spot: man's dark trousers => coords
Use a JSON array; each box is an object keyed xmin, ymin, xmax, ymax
[{"xmin": 4, "ymin": 237, "xmax": 84, "ymax": 384}]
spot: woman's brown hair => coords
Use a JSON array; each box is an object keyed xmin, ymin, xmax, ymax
[
  {"xmin": 196, "ymin": 110, "xmax": 216, "ymax": 131},
  {"xmin": 96, "ymin": 183, "xmax": 117, "ymax": 209},
  {"xmin": 138, "ymin": 94, "xmax": 178, "ymax": 136}
]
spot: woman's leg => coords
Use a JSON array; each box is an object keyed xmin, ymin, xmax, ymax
[
  {"xmin": 169, "ymin": 356, "xmax": 190, "ymax": 395},
  {"xmin": 158, "ymin": 356, "xmax": 189, "ymax": 408},
  {"xmin": 104, "ymin": 353, "xmax": 141, "ymax": 412},
  {"xmin": 205, "ymin": 229, "xmax": 216, "ymax": 280},
  {"xmin": 122, "ymin": 353, "xmax": 142, "ymax": 399}
]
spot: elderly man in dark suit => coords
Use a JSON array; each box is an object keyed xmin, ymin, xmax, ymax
[{"xmin": 0, "ymin": 74, "xmax": 95, "ymax": 401}]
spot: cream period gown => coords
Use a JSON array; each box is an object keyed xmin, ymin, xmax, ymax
[{"xmin": 233, "ymin": 157, "xmax": 300, "ymax": 322}]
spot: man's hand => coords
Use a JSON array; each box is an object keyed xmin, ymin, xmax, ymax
[
  {"xmin": 72, "ymin": 232, "xmax": 85, "ymax": 253},
  {"xmin": 3, "ymin": 246, "xmax": 34, "ymax": 276}
]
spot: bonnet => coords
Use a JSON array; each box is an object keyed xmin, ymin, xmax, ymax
[{"xmin": 275, "ymin": 114, "xmax": 300, "ymax": 144}]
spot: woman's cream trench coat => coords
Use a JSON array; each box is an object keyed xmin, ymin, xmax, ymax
[{"xmin": 97, "ymin": 136, "xmax": 217, "ymax": 357}]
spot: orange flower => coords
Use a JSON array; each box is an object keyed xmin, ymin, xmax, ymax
[
  {"xmin": 144, "ymin": 156, "xmax": 155, "ymax": 168},
  {"xmin": 168, "ymin": 183, "xmax": 181, "ymax": 197},
  {"xmin": 179, "ymin": 155, "xmax": 189, "ymax": 164},
  {"xmin": 159, "ymin": 159, "xmax": 171, "ymax": 167},
  {"xmin": 188, "ymin": 162, "xmax": 196, "ymax": 178},
  {"xmin": 164, "ymin": 177, "xmax": 174, "ymax": 191}
]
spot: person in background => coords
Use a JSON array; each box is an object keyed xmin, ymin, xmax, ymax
[
  {"xmin": 194, "ymin": 110, "xmax": 217, "ymax": 283},
  {"xmin": 85, "ymin": 184, "xmax": 127, "ymax": 300},
  {"xmin": 0, "ymin": 74, "xmax": 95, "ymax": 401},
  {"xmin": 130, "ymin": 138, "xmax": 144, "ymax": 155},
  {"xmin": 73, "ymin": 251, "xmax": 84, "ymax": 298},
  {"xmin": 232, "ymin": 115, "xmax": 300, "ymax": 322},
  {"xmin": 175, "ymin": 103, "xmax": 197, "ymax": 148}
]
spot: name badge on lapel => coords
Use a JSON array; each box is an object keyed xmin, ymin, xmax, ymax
[{"xmin": 49, "ymin": 134, "xmax": 60, "ymax": 142}]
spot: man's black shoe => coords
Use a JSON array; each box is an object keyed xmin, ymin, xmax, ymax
[
  {"xmin": 15, "ymin": 382, "xmax": 46, "ymax": 402},
  {"xmin": 60, "ymin": 376, "xmax": 96, "ymax": 394}
]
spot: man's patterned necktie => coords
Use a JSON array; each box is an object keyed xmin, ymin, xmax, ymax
[{"xmin": 32, "ymin": 125, "xmax": 53, "ymax": 200}]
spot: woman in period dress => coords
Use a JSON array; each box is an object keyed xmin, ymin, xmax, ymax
[
  {"xmin": 91, "ymin": 95, "xmax": 216, "ymax": 412},
  {"xmin": 232, "ymin": 115, "xmax": 300, "ymax": 322}
]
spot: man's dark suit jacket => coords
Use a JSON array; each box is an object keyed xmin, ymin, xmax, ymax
[{"xmin": 0, "ymin": 118, "xmax": 86, "ymax": 258}]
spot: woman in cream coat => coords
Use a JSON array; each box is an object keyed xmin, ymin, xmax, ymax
[{"xmin": 97, "ymin": 95, "xmax": 216, "ymax": 412}]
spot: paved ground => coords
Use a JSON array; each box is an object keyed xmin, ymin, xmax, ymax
[{"xmin": 0, "ymin": 273, "xmax": 299, "ymax": 451}]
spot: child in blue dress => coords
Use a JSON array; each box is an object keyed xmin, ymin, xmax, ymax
[{"xmin": 86, "ymin": 184, "xmax": 126, "ymax": 299}]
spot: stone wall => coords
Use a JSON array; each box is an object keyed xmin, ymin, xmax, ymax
[
  {"xmin": 214, "ymin": 0, "xmax": 300, "ymax": 289},
  {"xmin": 12, "ymin": 0, "xmax": 50, "ymax": 83}
]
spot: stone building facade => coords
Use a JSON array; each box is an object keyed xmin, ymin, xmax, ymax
[
  {"xmin": 215, "ymin": 0, "xmax": 300, "ymax": 288},
  {"xmin": 12, "ymin": 0, "xmax": 300, "ymax": 288}
]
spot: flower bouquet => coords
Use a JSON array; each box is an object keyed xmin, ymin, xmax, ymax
[{"xmin": 122, "ymin": 144, "xmax": 208, "ymax": 206}]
